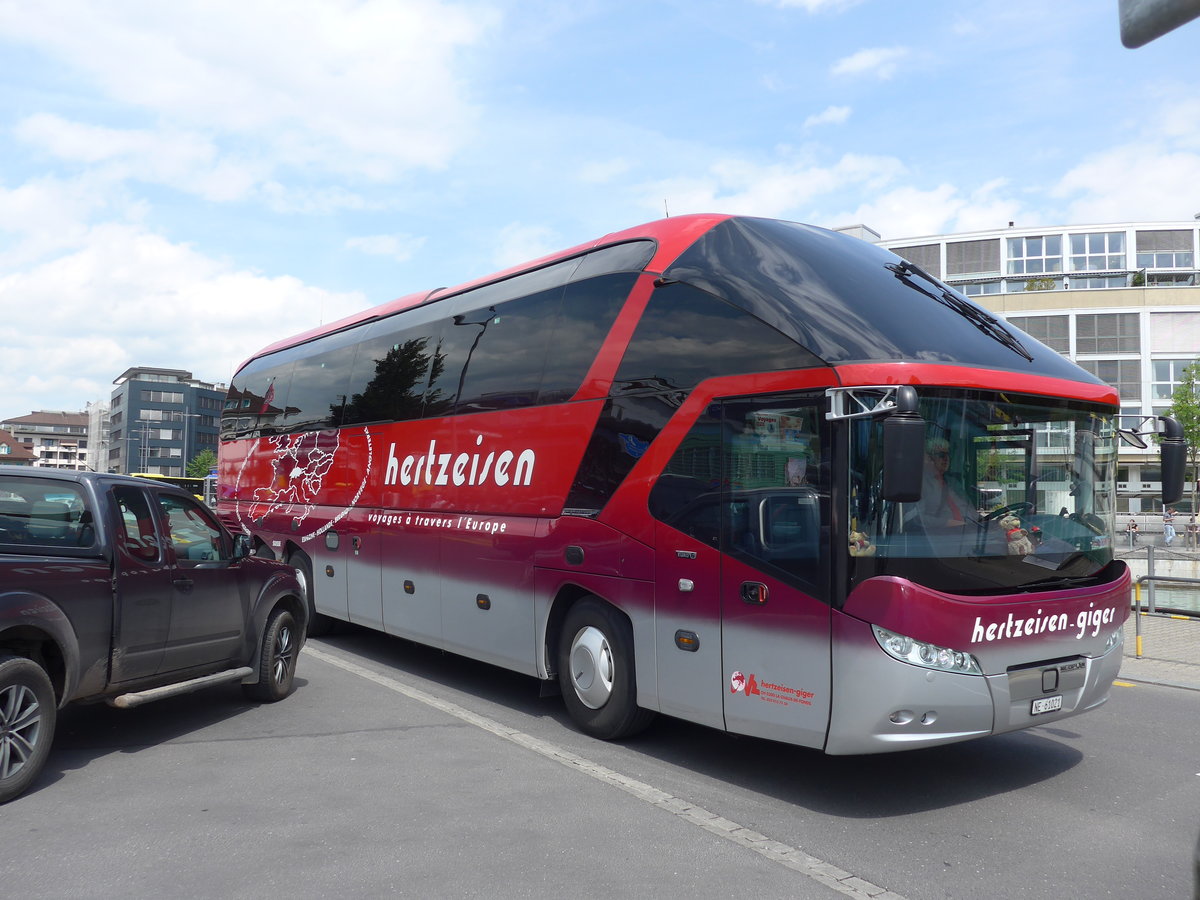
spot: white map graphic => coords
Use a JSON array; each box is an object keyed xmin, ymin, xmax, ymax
[{"xmin": 250, "ymin": 431, "xmax": 341, "ymax": 526}]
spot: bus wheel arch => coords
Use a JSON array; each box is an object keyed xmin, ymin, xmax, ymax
[
  {"xmin": 554, "ymin": 593, "xmax": 655, "ymax": 740},
  {"xmin": 283, "ymin": 545, "xmax": 335, "ymax": 637}
]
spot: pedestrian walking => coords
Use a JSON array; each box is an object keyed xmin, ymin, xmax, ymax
[
  {"xmin": 1162, "ymin": 507, "xmax": 1176, "ymax": 546},
  {"xmin": 1128, "ymin": 518, "xmax": 1139, "ymax": 547},
  {"xmin": 1187, "ymin": 514, "xmax": 1198, "ymax": 549}
]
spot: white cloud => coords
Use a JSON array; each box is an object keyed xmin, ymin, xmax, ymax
[
  {"xmin": 1053, "ymin": 144, "xmax": 1200, "ymax": 223},
  {"xmin": 831, "ymin": 46, "xmax": 911, "ymax": 80},
  {"xmin": 0, "ymin": 0, "xmax": 498, "ymax": 184},
  {"xmin": 0, "ymin": 224, "xmax": 365, "ymax": 416},
  {"xmin": 579, "ymin": 158, "xmax": 634, "ymax": 184},
  {"xmin": 641, "ymin": 151, "xmax": 907, "ymax": 220},
  {"xmin": 840, "ymin": 179, "xmax": 1024, "ymax": 241},
  {"xmin": 756, "ymin": 0, "xmax": 864, "ymax": 11},
  {"xmin": 345, "ymin": 233, "xmax": 427, "ymax": 263},
  {"xmin": 489, "ymin": 222, "xmax": 562, "ymax": 270},
  {"xmin": 804, "ymin": 105, "xmax": 852, "ymax": 128}
]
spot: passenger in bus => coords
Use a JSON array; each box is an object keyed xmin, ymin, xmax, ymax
[{"xmin": 918, "ymin": 437, "xmax": 975, "ymax": 531}]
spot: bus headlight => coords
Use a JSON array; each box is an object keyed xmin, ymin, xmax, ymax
[
  {"xmin": 872, "ymin": 625, "xmax": 982, "ymax": 675},
  {"xmin": 1103, "ymin": 627, "xmax": 1122, "ymax": 654}
]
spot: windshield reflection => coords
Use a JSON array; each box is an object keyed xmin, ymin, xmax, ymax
[{"xmin": 849, "ymin": 391, "xmax": 1118, "ymax": 595}]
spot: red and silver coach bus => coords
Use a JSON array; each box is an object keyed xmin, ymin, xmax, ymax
[{"xmin": 218, "ymin": 214, "xmax": 1186, "ymax": 753}]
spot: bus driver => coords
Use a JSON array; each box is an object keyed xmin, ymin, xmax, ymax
[{"xmin": 919, "ymin": 437, "xmax": 975, "ymax": 530}]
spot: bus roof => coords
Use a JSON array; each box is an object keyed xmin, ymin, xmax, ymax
[{"xmin": 242, "ymin": 214, "xmax": 733, "ymax": 367}]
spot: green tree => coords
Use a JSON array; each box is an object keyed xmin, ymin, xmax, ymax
[
  {"xmin": 187, "ymin": 449, "xmax": 218, "ymax": 479},
  {"xmin": 1166, "ymin": 361, "xmax": 1200, "ymax": 514}
]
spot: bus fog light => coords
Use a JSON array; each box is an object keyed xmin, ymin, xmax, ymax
[{"xmin": 872, "ymin": 625, "xmax": 982, "ymax": 675}]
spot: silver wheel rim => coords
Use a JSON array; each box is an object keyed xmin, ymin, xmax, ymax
[
  {"xmin": 0, "ymin": 682, "xmax": 42, "ymax": 781},
  {"xmin": 569, "ymin": 625, "xmax": 614, "ymax": 710},
  {"xmin": 272, "ymin": 622, "xmax": 295, "ymax": 685}
]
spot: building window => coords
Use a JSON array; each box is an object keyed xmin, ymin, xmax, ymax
[
  {"xmin": 1076, "ymin": 313, "xmax": 1140, "ymax": 354},
  {"xmin": 1069, "ymin": 275, "xmax": 1127, "ymax": 289},
  {"xmin": 946, "ymin": 239, "xmax": 1001, "ymax": 277},
  {"xmin": 1136, "ymin": 229, "xmax": 1194, "ymax": 268},
  {"xmin": 1151, "ymin": 358, "xmax": 1199, "ymax": 402},
  {"xmin": 1006, "ymin": 315, "xmax": 1069, "ymax": 354},
  {"xmin": 1007, "ymin": 235, "xmax": 1063, "ymax": 275},
  {"xmin": 1079, "ymin": 359, "xmax": 1140, "ymax": 401},
  {"xmin": 141, "ymin": 390, "xmax": 184, "ymax": 403},
  {"xmin": 891, "ymin": 243, "xmax": 940, "ymax": 275},
  {"xmin": 1069, "ymin": 232, "xmax": 1125, "ymax": 272},
  {"xmin": 959, "ymin": 281, "xmax": 1001, "ymax": 296},
  {"xmin": 1146, "ymin": 272, "xmax": 1196, "ymax": 286},
  {"xmin": 1006, "ymin": 277, "xmax": 1063, "ymax": 292}
]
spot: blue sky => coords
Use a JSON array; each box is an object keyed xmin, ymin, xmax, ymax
[{"xmin": 1, "ymin": 0, "xmax": 1198, "ymax": 418}]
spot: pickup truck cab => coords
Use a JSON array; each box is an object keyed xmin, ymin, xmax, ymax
[{"xmin": 0, "ymin": 466, "xmax": 306, "ymax": 803}]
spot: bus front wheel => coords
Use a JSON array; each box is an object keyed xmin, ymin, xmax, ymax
[{"xmin": 557, "ymin": 597, "xmax": 654, "ymax": 740}]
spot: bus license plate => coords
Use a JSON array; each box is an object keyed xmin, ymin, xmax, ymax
[{"xmin": 1031, "ymin": 695, "xmax": 1062, "ymax": 715}]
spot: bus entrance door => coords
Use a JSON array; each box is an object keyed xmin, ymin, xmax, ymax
[
  {"xmin": 653, "ymin": 523, "xmax": 725, "ymax": 731},
  {"xmin": 720, "ymin": 555, "xmax": 832, "ymax": 749},
  {"xmin": 719, "ymin": 488, "xmax": 832, "ymax": 750}
]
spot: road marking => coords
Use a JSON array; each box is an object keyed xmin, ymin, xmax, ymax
[
  {"xmin": 305, "ymin": 644, "xmax": 905, "ymax": 900},
  {"xmin": 1113, "ymin": 680, "xmax": 1136, "ymax": 687}
]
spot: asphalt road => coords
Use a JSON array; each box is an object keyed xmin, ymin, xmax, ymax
[{"xmin": 3, "ymin": 626, "xmax": 1198, "ymax": 899}]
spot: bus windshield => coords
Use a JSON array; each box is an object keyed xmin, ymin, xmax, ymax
[{"xmin": 848, "ymin": 390, "xmax": 1118, "ymax": 595}]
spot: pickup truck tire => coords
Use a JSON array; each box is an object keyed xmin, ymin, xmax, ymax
[
  {"xmin": 0, "ymin": 655, "xmax": 57, "ymax": 804},
  {"xmin": 243, "ymin": 608, "xmax": 299, "ymax": 702}
]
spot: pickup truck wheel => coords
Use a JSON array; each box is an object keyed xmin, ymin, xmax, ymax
[
  {"xmin": 243, "ymin": 609, "xmax": 299, "ymax": 703},
  {"xmin": 0, "ymin": 655, "xmax": 56, "ymax": 804}
]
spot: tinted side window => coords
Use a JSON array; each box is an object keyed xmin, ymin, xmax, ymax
[
  {"xmin": 613, "ymin": 283, "xmax": 819, "ymax": 394},
  {"xmin": 564, "ymin": 392, "xmax": 681, "ymax": 512},
  {"xmin": 343, "ymin": 321, "xmax": 441, "ymax": 426},
  {"xmin": 538, "ymin": 273, "xmax": 632, "ymax": 404},
  {"xmin": 279, "ymin": 330, "xmax": 361, "ymax": 433},
  {"xmin": 452, "ymin": 287, "xmax": 564, "ymax": 413},
  {"xmin": 650, "ymin": 396, "xmax": 828, "ymax": 596},
  {"xmin": 113, "ymin": 486, "xmax": 162, "ymax": 563},
  {"xmin": 158, "ymin": 492, "xmax": 228, "ymax": 564},
  {"xmin": 223, "ymin": 355, "xmax": 293, "ymax": 438}
]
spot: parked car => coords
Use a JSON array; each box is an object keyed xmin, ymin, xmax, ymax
[{"xmin": 0, "ymin": 466, "xmax": 306, "ymax": 803}]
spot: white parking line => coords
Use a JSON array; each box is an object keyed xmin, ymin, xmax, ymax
[{"xmin": 305, "ymin": 645, "xmax": 905, "ymax": 900}]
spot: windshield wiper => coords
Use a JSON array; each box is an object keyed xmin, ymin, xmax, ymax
[{"xmin": 886, "ymin": 261, "xmax": 1034, "ymax": 362}]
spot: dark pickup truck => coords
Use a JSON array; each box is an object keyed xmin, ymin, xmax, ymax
[{"xmin": 0, "ymin": 466, "xmax": 306, "ymax": 803}]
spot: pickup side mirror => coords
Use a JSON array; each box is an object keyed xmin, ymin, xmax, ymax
[
  {"xmin": 1159, "ymin": 415, "xmax": 1187, "ymax": 506},
  {"xmin": 232, "ymin": 532, "xmax": 253, "ymax": 560},
  {"xmin": 882, "ymin": 385, "xmax": 926, "ymax": 503}
]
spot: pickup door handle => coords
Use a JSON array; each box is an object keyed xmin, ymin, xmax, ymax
[{"xmin": 173, "ymin": 577, "xmax": 194, "ymax": 590}]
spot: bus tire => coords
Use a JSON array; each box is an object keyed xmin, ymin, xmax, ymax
[
  {"xmin": 243, "ymin": 608, "xmax": 299, "ymax": 702},
  {"xmin": 288, "ymin": 551, "xmax": 335, "ymax": 636},
  {"xmin": 557, "ymin": 597, "xmax": 655, "ymax": 740},
  {"xmin": 0, "ymin": 655, "xmax": 57, "ymax": 804}
]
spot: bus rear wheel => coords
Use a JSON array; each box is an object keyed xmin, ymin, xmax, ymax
[{"xmin": 557, "ymin": 597, "xmax": 654, "ymax": 740}]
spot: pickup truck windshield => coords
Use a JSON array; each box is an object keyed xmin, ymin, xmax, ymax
[{"xmin": 848, "ymin": 390, "xmax": 1118, "ymax": 595}]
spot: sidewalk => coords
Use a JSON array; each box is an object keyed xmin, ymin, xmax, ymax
[{"xmin": 1118, "ymin": 611, "xmax": 1200, "ymax": 691}]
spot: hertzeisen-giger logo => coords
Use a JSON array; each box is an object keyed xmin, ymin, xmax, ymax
[
  {"xmin": 970, "ymin": 602, "xmax": 1118, "ymax": 644},
  {"xmin": 382, "ymin": 435, "xmax": 536, "ymax": 488}
]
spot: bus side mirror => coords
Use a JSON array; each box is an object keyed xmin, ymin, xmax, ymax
[
  {"xmin": 1159, "ymin": 415, "xmax": 1186, "ymax": 506},
  {"xmin": 882, "ymin": 386, "xmax": 925, "ymax": 503}
]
